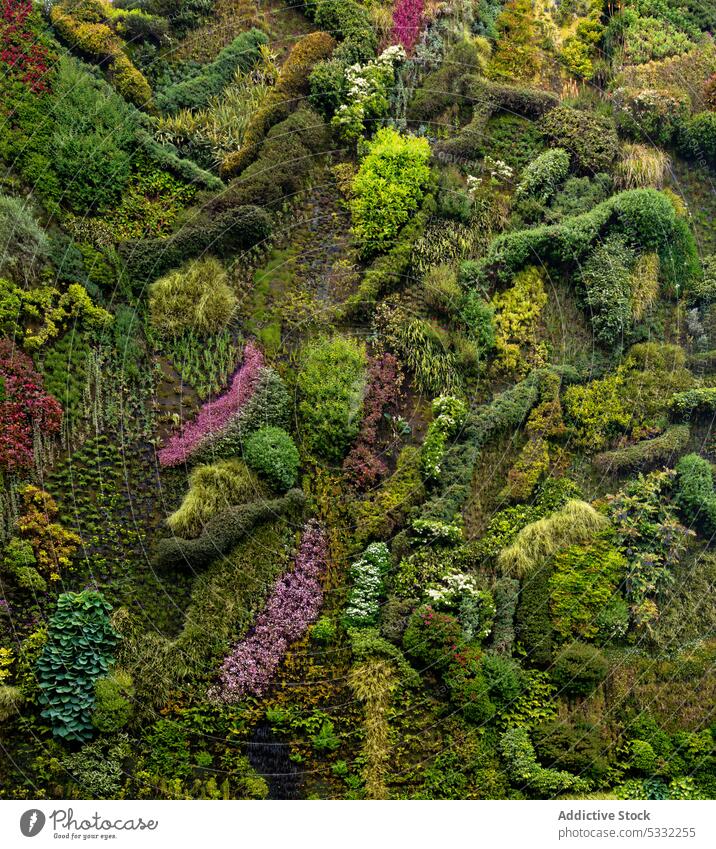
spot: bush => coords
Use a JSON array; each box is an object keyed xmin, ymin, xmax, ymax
[
  {"xmin": 120, "ymin": 205, "xmax": 271, "ymax": 286},
  {"xmin": 669, "ymin": 388, "xmax": 716, "ymax": 420},
  {"xmin": 549, "ymin": 540, "xmax": 626, "ymax": 640},
  {"xmin": 311, "ymin": 0, "xmax": 377, "ymax": 59},
  {"xmin": 421, "ymin": 395, "xmax": 469, "ymax": 481},
  {"xmin": 516, "ymin": 563, "xmax": 555, "ymax": 666},
  {"xmin": 350, "ymin": 128, "xmax": 432, "ymax": 258},
  {"xmin": 153, "ymin": 489, "xmax": 305, "ymax": 569},
  {"xmin": 149, "ymin": 256, "xmax": 236, "ymax": 338},
  {"xmin": 50, "ymin": 1, "xmax": 152, "ymax": 106},
  {"xmin": 277, "ymin": 31, "xmax": 337, "ymax": 97},
  {"xmin": 500, "ymin": 726, "xmax": 590, "ymax": 796},
  {"xmin": 243, "ymin": 426, "xmax": 300, "ymax": 491},
  {"xmin": 37, "ymin": 590, "xmax": 119, "ymax": 741},
  {"xmin": 0, "ymin": 194, "xmax": 49, "ymax": 284},
  {"xmin": 551, "ymin": 642, "xmax": 608, "ymax": 697},
  {"xmin": 515, "ymin": 148, "xmax": 570, "ymax": 203},
  {"xmin": 688, "ymin": 255, "xmax": 716, "ymax": 305},
  {"xmin": 51, "ymin": 56, "xmax": 137, "ymax": 213},
  {"xmin": 92, "ymin": 670, "xmax": 134, "ymax": 733},
  {"xmin": 344, "ymin": 542, "xmax": 390, "ymax": 626},
  {"xmin": 581, "ymin": 235, "xmax": 635, "ymax": 348},
  {"xmin": 613, "ymin": 188, "xmax": 676, "ymax": 250},
  {"xmin": 498, "ymin": 500, "xmax": 610, "ymax": 578},
  {"xmin": 297, "ymin": 336, "xmax": 366, "ymax": 462},
  {"xmin": 168, "ymin": 459, "xmax": 265, "ymax": 538},
  {"xmin": 593, "ymin": 425, "xmax": 690, "ymax": 474},
  {"xmin": 155, "ymin": 29, "xmax": 268, "ymax": 112},
  {"xmin": 675, "ymin": 453, "xmax": 716, "ymax": 537},
  {"xmin": 540, "ymin": 106, "xmax": 619, "ymax": 174},
  {"xmin": 533, "ymin": 719, "xmax": 610, "ymax": 781}
]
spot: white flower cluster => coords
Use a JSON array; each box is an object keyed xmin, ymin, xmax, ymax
[
  {"xmin": 426, "ymin": 571, "xmax": 482, "ymax": 605},
  {"xmin": 344, "ymin": 542, "xmax": 390, "ymax": 625},
  {"xmin": 483, "ymin": 156, "xmax": 514, "ymax": 183}
]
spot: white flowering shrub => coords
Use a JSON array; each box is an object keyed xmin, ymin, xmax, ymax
[{"xmin": 344, "ymin": 542, "xmax": 391, "ymax": 626}]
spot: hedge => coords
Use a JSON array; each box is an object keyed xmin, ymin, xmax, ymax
[
  {"xmin": 592, "ymin": 425, "xmax": 690, "ymax": 474},
  {"xmin": 475, "ymin": 188, "xmax": 679, "ymax": 284},
  {"xmin": 153, "ymin": 489, "xmax": 305, "ymax": 569},
  {"xmin": 119, "ymin": 205, "xmax": 271, "ymax": 285},
  {"xmin": 669, "ymin": 388, "xmax": 716, "ymax": 420},
  {"xmin": 675, "ymin": 453, "xmax": 716, "ymax": 537}
]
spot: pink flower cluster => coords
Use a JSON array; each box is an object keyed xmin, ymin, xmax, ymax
[
  {"xmin": 158, "ymin": 341, "xmax": 264, "ymax": 467},
  {"xmin": 390, "ymin": 0, "xmax": 424, "ymax": 53},
  {"xmin": 212, "ymin": 521, "xmax": 328, "ymax": 702}
]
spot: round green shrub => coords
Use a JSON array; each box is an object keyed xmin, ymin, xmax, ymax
[
  {"xmin": 243, "ymin": 427, "xmax": 300, "ymax": 491},
  {"xmin": 551, "ymin": 641, "xmax": 608, "ymax": 696},
  {"xmin": 92, "ymin": 670, "xmax": 134, "ymax": 733}
]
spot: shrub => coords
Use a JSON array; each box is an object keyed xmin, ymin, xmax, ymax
[
  {"xmin": 551, "ymin": 642, "xmax": 608, "ymax": 697},
  {"xmin": 669, "ymin": 388, "xmax": 716, "ymax": 420},
  {"xmin": 615, "ymin": 143, "xmax": 670, "ymax": 189},
  {"xmin": 675, "ymin": 453, "xmax": 716, "ymax": 537},
  {"xmin": 350, "ymin": 128, "xmax": 432, "ymax": 258},
  {"xmin": 563, "ymin": 372, "xmax": 631, "ymax": 451},
  {"xmin": 37, "ymin": 590, "xmax": 119, "ymax": 741},
  {"xmin": 498, "ymin": 500, "xmax": 610, "ymax": 578},
  {"xmin": 153, "ymin": 489, "xmax": 306, "ymax": 570},
  {"xmin": 50, "ymin": 1, "xmax": 151, "ymax": 106},
  {"xmin": 120, "ymin": 205, "xmax": 271, "ymax": 286},
  {"xmin": 593, "ymin": 425, "xmax": 690, "ymax": 474},
  {"xmin": 491, "ymin": 266, "xmax": 548, "ymax": 376},
  {"xmin": 688, "ymin": 255, "xmax": 716, "ymax": 305},
  {"xmin": 51, "ymin": 56, "xmax": 137, "ymax": 213},
  {"xmin": 533, "ymin": 719, "xmax": 610, "ymax": 781},
  {"xmin": 211, "ymin": 521, "xmax": 328, "ymax": 701},
  {"xmin": 390, "ymin": 0, "xmax": 424, "ymax": 53},
  {"xmin": 297, "ymin": 336, "xmax": 366, "ymax": 462},
  {"xmin": 516, "ymin": 562, "xmax": 555, "ymax": 666},
  {"xmin": 243, "ymin": 427, "xmax": 300, "ymax": 491},
  {"xmin": 515, "ymin": 148, "xmax": 570, "ymax": 203},
  {"xmin": 422, "ymin": 395, "xmax": 469, "ymax": 481},
  {"xmin": 459, "ymin": 291, "xmax": 495, "ymax": 351},
  {"xmin": 16, "ymin": 485, "xmax": 80, "ymax": 581},
  {"xmin": 0, "ymin": 341, "xmax": 62, "ymax": 473},
  {"xmin": 0, "ymin": 194, "xmax": 49, "ymax": 284},
  {"xmin": 149, "ymin": 257, "xmax": 236, "ymax": 339},
  {"xmin": 311, "ymin": 0, "xmax": 377, "ymax": 59},
  {"xmin": 481, "ymin": 653, "xmax": 525, "ymax": 709},
  {"xmin": 444, "ymin": 648, "xmax": 495, "ymax": 724},
  {"xmin": 276, "ymin": 31, "xmax": 337, "ymax": 97},
  {"xmin": 155, "ymin": 29, "xmax": 268, "ymax": 112},
  {"xmin": 549, "ymin": 540, "xmax": 626, "ymax": 640},
  {"xmin": 167, "ymin": 459, "xmax": 265, "ymax": 538},
  {"xmin": 540, "ymin": 106, "xmax": 619, "ymax": 175},
  {"xmin": 613, "ymin": 188, "xmax": 676, "ymax": 250},
  {"xmin": 581, "ymin": 235, "xmax": 635, "ymax": 348},
  {"xmin": 92, "ymin": 670, "xmax": 134, "ymax": 733},
  {"xmin": 344, "ymin": 542, "xmax": 390, "ymax": 626},
  {"xmin": 500, "ymin": 726, "xmax": 590, "ymax": 796},
  {"xmin": 403, "ymin": 605, "xmax": 463, "ymax": 670}
]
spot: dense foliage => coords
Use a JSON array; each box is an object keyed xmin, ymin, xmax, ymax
[{"xmin": 2, "ymin": 0, "xmax": 716, "ymax": 805}]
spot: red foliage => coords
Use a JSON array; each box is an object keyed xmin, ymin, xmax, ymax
[
  {"xmin": 343, "ymin": 353, "xmax": 403, "ymax": 490},
  {"xmin": 0, "ymin": 339, "xmax": 62, "ymax": 472},
  {"xmin": 390, "ymin": 0, "xmax": 424, "ymax": 54},
  {"xmin": 0, "ymin": 0, "xmax": 52, "ymax": 93}
]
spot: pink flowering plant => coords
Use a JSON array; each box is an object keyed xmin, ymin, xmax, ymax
[
  {"xmin": 158, "ymin": 341, "xmax": 264, "ymax": 466},
  {"xmin": 211, "ymin": 521, "xmax": 329, "ymax": 701},
  {"xmin": 390, "ymin": 0, "xmax": 424, "ymax": 54}
]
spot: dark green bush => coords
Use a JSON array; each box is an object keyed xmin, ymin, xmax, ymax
[
  {"xmin": 540, "ymin": 105, "xmax": 619, "ymax": 174},
  {"xmin": 551, "ymin": 642, "xmax": 608, "ymax": 697},
  {"xmin": 516, "ymin": 563, "xmax": 555, "ymax": 667},
  {"xmin": 675, "ymin": 453, "xmax": 716, "ymax": 537},
  {"xmin": 243, "ymin": 426, "xmax": 300, "ymax": 491},
  {"xmin": 120, "ymin": 205, "xmax": 271, "ymax": 285}
]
